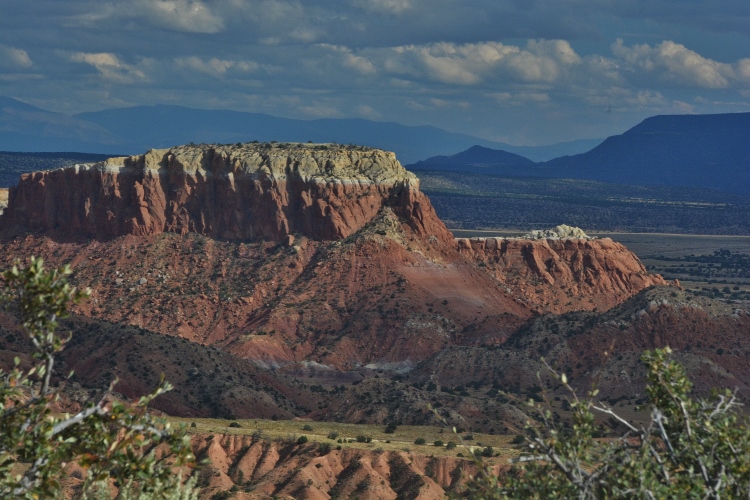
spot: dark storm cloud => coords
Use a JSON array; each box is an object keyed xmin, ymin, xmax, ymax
[{"xmin": 0, "ymin": 0, "xmax": 748, "ymax": 145}]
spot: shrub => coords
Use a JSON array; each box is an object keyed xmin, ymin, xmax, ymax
[
  {"xmin": 229, "ymin": 422, "xmax": 241, "ymax": 428},
  {"xmin": 318, "ymin": 442, "xmax": 332, "ymax": 455},
  {"xmin": 328, "ymin": 431, "xmax": 339, "ymax": 440},
  {"xmin": 446, "ymin": 441, "xmax": 457, "ymax": 450},
  {"xmin": 414, "ymin": 438, "xmax": 426, "ymax": 445},
  {"xmin": 297, "ymin": 435, "xmax": 308, "ymax": 445},
  {"xmin": 302, "ymin": 424, "xmax": 314, "ymax": 431},
  {"xmin": 434, "ymin": 440, "xmax": 444, "ymax": 447},
  {"xmin": 384, "ymin": 422, "xmax": 398, "ymax": 434},
  {"xmin": 0, "ymin": 258, "xmax": 195, "ymax": 499},
  {"xmin": 467, "ymin": 347, "xmax": 750, "ymax": 498}
]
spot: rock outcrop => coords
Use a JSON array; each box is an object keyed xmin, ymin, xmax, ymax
[
  {"xmin": 0, "ymin": 188, "xmax": 7, "ymax": 215},
  {"xmin": 457, "ymin": 234, "xmax": 666, "ymax": 313},
  {"xmin": 1, "ymin": 143, "xmax": 452, "ymax": 244},
  {"xmin": 522, "ymin": 224, "xmax": 592, "ymax": 240},
  {"xmin": 0, "ymin": 144, "xmax": 668, "ymax": 371},
  {"xmin": 189, "ymin": 433, "xmax": 495, "ymax": 499}
]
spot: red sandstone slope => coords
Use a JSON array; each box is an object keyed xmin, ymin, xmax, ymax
[
  {"xmin": 0, "ymin": 143, "xmax": 666, "ymax": 371},
  {"xmin": 187, "ymin": 432, "xmax": 495, "ymax": 499},
  {"xmin": 458, "ymin": 235, "xmax": 666, "ymax": 314}
]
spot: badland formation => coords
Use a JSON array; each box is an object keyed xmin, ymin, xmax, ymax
[{"xmin": 1, "ymin": 143, "xmax": 748, "ymax": 498}]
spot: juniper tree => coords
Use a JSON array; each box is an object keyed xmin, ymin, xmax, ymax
[{"xmin": 0, "ymin": 257, "xmax": 195, "ymax": 499}]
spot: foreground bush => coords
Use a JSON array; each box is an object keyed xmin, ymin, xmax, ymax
[
  {"xmin": 0, "ymin": 258, "xmax": 195, "ymax": 499},
  {"xmin": 465, "ymin": 347, "xmax": 750, "ymax": 499}
]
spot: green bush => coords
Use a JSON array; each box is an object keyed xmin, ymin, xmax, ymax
[
  {"xmin": 466, "ymin": 347, "xmax": 750, "ymax": 498},
  {"xmin": 414, "ymin": 438, "xmax": 426, "ymax": 445},
  {"xmin": 434, "ymin": 440, "xmax": 444, "ymax": 447},
  {"xmin": 446, "ymin": 441, "xmax": 457, "ymax": 450},
  {"xmin": 384, "ymin": 422, "xmax": 398, "ymax": 434},
  {"xmin": 302, "ymin": 424, "xmax": 314, "ymax": 431},
  {"xmin": 328, "ymin": 431, "xmax": 339, "ymax": 440},
  {"xmin": 0, "ymin": 258, "xmax": 195, "ymax": 499},
  {"xmin": 297, "ymin": 435, "xmax": 308, "ymax": 445}
]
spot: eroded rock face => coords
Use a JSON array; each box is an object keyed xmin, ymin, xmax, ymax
[
  {"xmin": 457, "ymin": 235, "xmax": 666, "ymax": 313},
  {"xmin": 189, "ymin": 433, "xmax": 495, "ymax": 499},
  {"xmin": 522, "ymin": 224, "xmax": 592, "ymax": 240},
  {"xmin": 2, "ymin": 143, "xmax": 450, "ymax": 243}
]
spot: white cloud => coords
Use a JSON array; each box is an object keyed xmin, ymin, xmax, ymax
[
  {"xmin": 175, "ymin": 56, "xmax": 258, "ymax": 75},
  {"xmin": 319, "ymin": 44, "xmax": 376, "ymax": 75},
  {"xmin": 0, "ymin": 45, "xmax": 32, "ymax": 69},
  {"xmin": 142, "ymin": 0, "xmax": 224, "ymax": 33},
  {"xmin": 737, "ymin": 59, "xmax": 750, "ymax": 83},
  {"xmin": 356, "ymin": 104, "xmax": 382, "ymax": 119},
  {"xmin": 352, "ymin": 0, "xmax": 412, "ymax": 15},
  {"xmin": 612, "ymin": 39, "xmax": 739, "ymax": 88},
  {"xmin": 70, "ymin": 52, "xmax": 148, "ymax": 83},
  {"xmin": 381, "ymin": 40, "xmax": 582, "ymax": 85}
]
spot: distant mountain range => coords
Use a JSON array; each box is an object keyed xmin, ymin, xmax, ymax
[
  {"xmin": 0, "ymin": 96, "xmax": 598, "ymax": 164},
  {"xmin": 408, "ymin": 112, "xmax": 750, "ymax": 194},
  {"xmin": 3, "ymin": 95, "xmax": 747, "ymax": 194}
]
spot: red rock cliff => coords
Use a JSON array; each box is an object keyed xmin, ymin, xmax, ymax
[
  {"xmin": 457, "ymin": 235, "xmax": 666, "ymax": 313},
  {"xmin": 1, "ymin": 143, "xmax": 452, "ymax": 244}
]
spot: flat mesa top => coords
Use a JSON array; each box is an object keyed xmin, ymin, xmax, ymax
[{"xmin": 67, "ymin": 142, "xmax": 418, "ymax": 186}]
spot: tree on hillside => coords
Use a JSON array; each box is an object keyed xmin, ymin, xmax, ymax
[
  {"xmin": 464, "ymin": 347, "xmax": 750, "ymax": 499},
  {"xmin": 0, "ymin": 257, "xmax": 196, "ymax": 499}
]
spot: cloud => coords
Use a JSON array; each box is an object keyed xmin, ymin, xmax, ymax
[
  {"xmin": 611, "ymin": 39, "xmax": 744, "ymax": 88},
  {"xmin": 319, "ymin": 44, "xmax": 376, "ymax": 75},
  {"xmin": 298, "ymin": 103, "xmax": 343, "ymax": 117},
  {"xmin": 378, "ymin": 39, "xmax": 582, "ymax": 85},
  {"xmin": 175, "ymin": 56, "xmax": 258, "ymax": 75},
  {"xmin": 0, "ymin": 45, "xmax": 32, "ymax": 69},
  {"xmin": 352, "ymin": 0, "xmax": 412, "ymax": 15},
  {"xmin": 70, "ymin": 52, "xmax": 148, "ymax": 83},
  {"xmin": 356, "ymin": 104, "xmax": 382, "ymax": 119},
  {"xmin": 140, "ymin": 0, "xmax": 225, "ymax": 33},
  {"xmin": 491, "ymin": 91, "xmax": 551, "ymax": 105}
]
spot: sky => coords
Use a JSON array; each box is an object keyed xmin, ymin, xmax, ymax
[{"xmin": 0, "ymin": 0, "xmax": 749, "ymax": 146}]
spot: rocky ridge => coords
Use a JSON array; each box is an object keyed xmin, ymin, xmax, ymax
[
  {"xmin": 456, "ymin": 234, "xmax": 666, "ymax": 314},
  {"xmin": 2, "ymin": 143, "xmax": 450, "ymax": 243}
]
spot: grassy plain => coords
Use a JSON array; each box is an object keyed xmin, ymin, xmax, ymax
[{"xmin": 169, "ymin": 416, "xmax": 520, "ymax": 462}]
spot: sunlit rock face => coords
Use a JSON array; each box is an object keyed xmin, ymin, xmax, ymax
[
  {"xmin": 456, "ymin": 235, "xmax": 666, "ymax": 313},
  {"xmin": 1, "ymin": 143, "xmax": 451, "ymax": 243}
]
